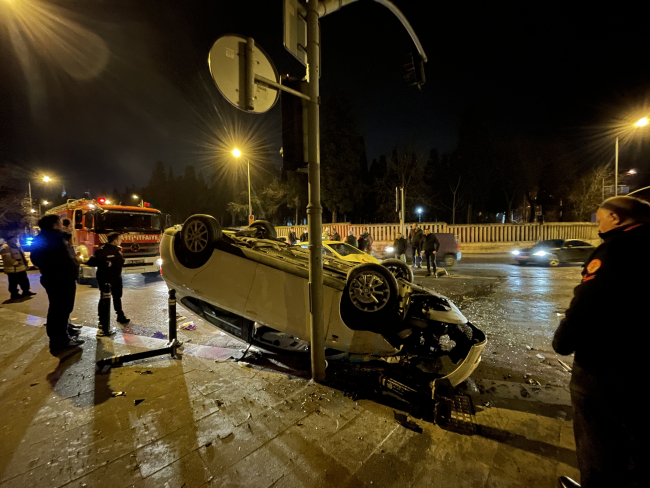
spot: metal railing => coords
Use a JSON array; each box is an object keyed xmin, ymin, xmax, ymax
[{"xmin": 276, "ymin": 222, "xmax": 599, "ymax": 243}]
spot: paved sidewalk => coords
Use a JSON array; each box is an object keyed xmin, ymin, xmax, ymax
[{"xmin": 0, "ymin": 306, "xmax": 579, "ymax": 488}]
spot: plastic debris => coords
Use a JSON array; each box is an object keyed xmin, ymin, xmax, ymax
[
  {"xmin": 180, "ymin": 322, "xmax": 196, "ymax": 331},
  {"xmin": 152, "ymin": 331, "xmax": 166, "ymax": 339},
  {"xmin": 525, "ymin": 345, "xmax": 532, "ymax": 350},
  {"xmin": 536, "ymin": 353, "xmax": 545, "ymax": 360},
  {"xmin": 111, "ymin": 391, "xmax": 126, "ymax": 397},
  {"xmin": 483, "ymin": 402, "xmax": 492, "ymax": 408},
  {"xmin": 134, "ymin": 399, "xmax": 145, "ymax": 406}
]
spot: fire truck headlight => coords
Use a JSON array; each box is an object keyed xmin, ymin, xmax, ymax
[{"xmin": 156, "ymin": 258, "xmax": 163, "ymax": 266}]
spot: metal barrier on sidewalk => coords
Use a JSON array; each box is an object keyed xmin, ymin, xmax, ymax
[{"xmin": 96, "ymin": 289, "xmax": 182, "ymax": 369}]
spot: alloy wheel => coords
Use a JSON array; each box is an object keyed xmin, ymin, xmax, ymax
[
  {"xmin": 348, "ymin": 271, "xmax": 391, "ymax": 311},
  {"xmin": 184, "ymin": 221, "xmax": 209, "ymax": 253}
]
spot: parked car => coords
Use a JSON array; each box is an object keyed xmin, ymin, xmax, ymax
[
  {"xmin": 160, "ymin": 215, "xmax": 486, "ymax": 388},
  {"xmin": 295, "ymin": 240, "xmax": 381, "ymax": 265},
  {"xmin": 511, "ymin": 239, "xmax": 596, "ymax": 266},
  {"xmin": 382, "ymin": 232, "xmax": 461, "ymax": 267}
]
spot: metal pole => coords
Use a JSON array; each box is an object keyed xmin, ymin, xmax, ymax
[
  {"xmin": 247, "ymin": 158, "xmax": 252, "ymax": 223},
  {"xmin": 400, "ymin": 187, "xmax": 405, "ymax": 236},
  {"xmin": 615, "ymin": 136, "xmax": 619, "ymax": 197},
  {"xmin": 28, "ymin": 182, "xmax": 33, "ymax": 234},
  {"xmin": 168, "ymin": 289, "xmax": 177, "ymax": 343},
  {"xmin": 306, "ymin": 0, "xmax": 325, "ymax": 383},
  {"xmin": 245, "ymin": 38, "xmax": 255, "ymax": 111}
]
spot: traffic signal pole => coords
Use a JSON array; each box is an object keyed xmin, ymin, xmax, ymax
[{"xmin": 306, "ymin": 0, "xmax": 326, "ymax": 383}]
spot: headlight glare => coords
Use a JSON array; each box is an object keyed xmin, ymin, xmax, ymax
[
  {"xmin": 533, "ymin": 250, "xmax": 547, "ymax": 256},
  {"xmin": 386, "ymin": 246, "xmax": 394, "ymax": 253},
  {"xmin": 511, "ymin": 250, "xmax": 520, "ymax": 255},
  {"xmin": 156, "ymin": 258, "xmax": 163, "ymax": 266}
]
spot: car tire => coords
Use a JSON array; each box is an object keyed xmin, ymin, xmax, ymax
[
  {"xmin": 340, "ymin": 263, "xmax": 399, "ymax": 331},
  {"xmin": 249, "ymin": 220, "xmax": 277, "ymax": 239},
  {"xmin": 516, "ymin": 260, "xmax": 528, "ymax": 266},
  {"xmin": 175, "ymin": 214, "xmax": 222, "ymax": 269},
  {"xmin": 382, "ymin": 259, "xmax": 414, "ymax": 283},
  {"xmin": 548, "ymin": 254, "xmax": 561, "ymax": 267},
  {"xmin": 444, "ymin": 255, "xmax": 456, "ymax": 267}
]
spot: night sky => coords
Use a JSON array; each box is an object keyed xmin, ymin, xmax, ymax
[{"xmin": 2, "ymin": 0, "xmax": 650, "ymax": 197}]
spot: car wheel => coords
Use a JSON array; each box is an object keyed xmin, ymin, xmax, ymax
[
  {"xmin": 444, "ymin": 255, "xmax": 456, "ymax": 267},
  {"xmin": 175, "ymin": 214, "xmax": 221, "ymax": 269},
  {"xmin": 340, "ymin": 263, "xmax": 399, "ymax": 331},
  {"xmin": 382, "ymin": 258, "xmax": 414, "ymax": 283},
  {"xmin": 249, "ymin": 220, "xmax": 277, "ymax": 239},
  {"xmin": 516, "ymin": 260, "xmax": 528, "ymax": 266},
  {"xmin": 548, "ymin": 254, "xmax": 561, "ymax": 267}
]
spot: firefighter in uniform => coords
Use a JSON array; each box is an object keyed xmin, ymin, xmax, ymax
[
  {"xmin": 87, "ymin": 233, "xmax": 130, "ymax": 328},
  {"xmin": 553, "ymin": 196, "xmax": 650, "ymax": 488}
]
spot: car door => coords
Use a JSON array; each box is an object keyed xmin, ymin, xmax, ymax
[{"xmin": 570, "ymin": 240, "xmax": 596, "ymax": 262}]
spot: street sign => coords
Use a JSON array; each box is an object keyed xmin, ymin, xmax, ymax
[
  {"xmin": 603, "ymin": 185, "xmax": 629, "ymax": 195},
  {"xmin": 283, "ymin": 0, "xmax": 307, "ymax": 66},
  {"xmin": 249, "ymin": 215, "xmax": 255, "ymax": 225},
  {"xmin": 208, "ymin": 35, "xmax": 280, "ymax": 114}
]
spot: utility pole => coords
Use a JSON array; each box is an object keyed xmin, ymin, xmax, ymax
[
  {"xmin": 615, "ymin": 136, "xmax": 619, "ymax": 197},
  {"xmin": 305, "ymin": 0, "xmax": 325, "ymax": 383}
]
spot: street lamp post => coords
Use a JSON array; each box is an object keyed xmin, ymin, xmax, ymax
[
  {"xmin": 232, "ymin": 149, "xmax": 253, "ymax": 224},
  {"xmin": 615, "ymin": 117, "xmax": 649, "ymax": 196},
  {"xmin": 417, "ymin": 207, "xmax": 423, "ymax": 223},
  {"xmin": 132, "ymin": 194, "xmax": 144, "ymax": 207}
]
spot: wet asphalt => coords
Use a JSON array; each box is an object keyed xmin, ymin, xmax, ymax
[{"xmin": 0, "ymin": 255, "xmax": 581, "ymax": 389}]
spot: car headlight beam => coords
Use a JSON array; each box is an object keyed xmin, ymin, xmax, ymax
[
  {"xmin": 533, "ymin": 250, "xmax": 547, "ymax": 256},
  {"xmin": 156, "ymin": 258, "xmax": 163, "ymax": 266},
  {"xmin": 511, "ymin": 250, "xmax": 520, "ymax": 255},
  {"xmin": 385, "ymin": 246, "xmax": 394, "ymax": 253}
]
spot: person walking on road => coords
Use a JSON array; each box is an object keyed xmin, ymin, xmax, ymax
[
  {"xmin": 1, "ymin": 235, "xmax": 36, "ymax": 300},
  {"xmin": 392, "ymin": 232, "xmax": 407, "ymax": 262},
  {"xmin": 86, "ymin": 233, "xmax": 130, "ymax": 331},
  {"xmin": 553, "ymin": 196, "xmax": 650, "ymax": 488},
  {"xmin": 409, "ymin": 224, "xmax": 423, "ymax": 268},
  {"xmin": 345, "ymin": 230, "xmax": 358, "ymax": 249},
  {"xmin": 29, "ymin": 215, "xmax": 84, "ymax": 354},
  {"xmin": 422, "ymin": 229, "xmax": 440, "ymax": 277}
]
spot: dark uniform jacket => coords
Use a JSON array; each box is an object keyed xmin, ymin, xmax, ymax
[
  {"xmin": 345, "ymin": 235, "xmax": 358, "ymax": 248},
  {"xmin": 422, "ymin": 233, "xmax": 440, "ymax": 253},
  {"xmin": 553, "ymin": 223, "xmax": 650, "ymax": 378},
  {"xmin": 410, "ymin": 228, "xmax": 423, "ymax": 248},
  {"xmin": 30, "ymin": 229, "xmax": 79, "ymax": 282},
  {"xmin": 392, "ymin": 237, "xmax": 407, "ymax": 255},
  {"xmin": 86, "ymin": 243, "xmax": 124, "ymax": 283}
]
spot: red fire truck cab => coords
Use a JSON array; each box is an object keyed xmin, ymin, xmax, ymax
[{"xmin": 46, "ymin": 199, "xmax": 170, "ymax": 280}]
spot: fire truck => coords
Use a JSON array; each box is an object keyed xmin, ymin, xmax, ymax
[{"xmin": 46, "ymin": 198, "xmax": 170, "ymax": 280}]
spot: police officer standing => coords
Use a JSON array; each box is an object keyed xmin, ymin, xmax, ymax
[
  {"xmin": 421, "ymin": 229, "xmax": 440, "ymax": 277},
  {"xmin": 87, "ymin": 233, "xmax": 130, "ymax": 331},
  {"xmin": 553, "ymin": 196, "xmax": 650, "ymax": 488},
  {"xmin": 30, "ymin": 215, "xmax": 84, "ymax": 354}
]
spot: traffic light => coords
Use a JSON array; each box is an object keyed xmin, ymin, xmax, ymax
[{"xmin": 281, "ymin": 77, "xmax": 308, "ymax": 172}]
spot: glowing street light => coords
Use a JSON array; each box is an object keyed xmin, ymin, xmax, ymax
[
  {"xmin": 43, "ymin": 175, "xmax": 51, "ymax": 182},
  {"xmin": 614, "ymin": 117, "xmax": 649, "ymax": 196},
  {"xmin": 416, "ymin": 207, "xmax": 423, "ymax": 223},
  {"xmin": 132, "ymin": 194, "xmax": 143, "ymax": 207},
  {"xmin": 42, "ymin": 200, "xmax": 49, "ymax": 205},
  {"xmin": 627, "ymin": 169, "xmax": 637, "ymax": 175},
  {"xmin": 232, "ymin": 148, "xmax": 252, "ymax": 224}
]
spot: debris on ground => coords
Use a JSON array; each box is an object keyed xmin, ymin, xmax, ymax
[
  {"xmin": 558, "ymin": 359, "xmax": 573, "ymax": 372},
  {"xmin": 394, "ymin": 411, "xmax": 423, "ymax": 434},
  {"xmin": 152, "ymin": 331, "xmax": 166, "ymax": 339},
  {"xmin": 525, "ymin": 345, "xmax": 532, "ymax": 350},
  {"xmin": 527, "ymin": 378, "xmax": 541, "ymax": 386},
  {"xmin": 215, "ymin": 400, "xmax": 224, "ymax": 406},
  {"xmin": 30, "ymin": 383, "xmax": 39, "ymax": 387},
  {"xmin": 536, "ymin": 353, "xmax": 546, "ymax": 360},
  {"xmin": 180, "ymin": 322, "xmax": 196, "ymax": 331},
  {"xmin": 111, "ymin": 391, "xmax": 126, "ymax": 397},
  {"xmin": 218, "ymin": 432, "xmax": 233, "ymax": 440},
  {"xmin": 134, "ymin": 399, "xmax": 145, "ymax": 406},
  {"xmin": 519, "ymin": 388, "xmax": 530, "ymax": 398},
  {"xmin": 523, "ymin": 373, "xmax": 531, "ymax": 379},
  {"xmin": 135, "ymin": 370, "xmax": 153, "ymax": 375},
  {"xmin": 483, "ymin": 402, "xmax": 492, "ymax": 408},
  {"xmin": 205, "ymin": 442, "xmax": 212, "ymax": 447}
]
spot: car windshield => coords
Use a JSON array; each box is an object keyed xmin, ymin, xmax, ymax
[
  {"xmin": 328, "ymin": 243, "xmax": 364, "ymax": 256},
  {"xmin": 96, "ymin": 211, "xmax": 162, "ymax": 232},
  {"xmin": 534, "ymin": 239, "xmax": 564, "ymax": 249}
]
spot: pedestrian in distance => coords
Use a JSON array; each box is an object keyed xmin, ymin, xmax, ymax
[
  {"xmin": 409, "ymin": 224, "xmax": 423, "ymax": 268},
  {"xmin": 299, "ymin": 231, "xmax": 308, "ymax": 242},
  {"xmin": 553, "ymin": 195, "xmax": 650, "ymax": 488},
  {"xmin": 357, "ymin": 232, "xmax": 367, "ymax": 253},
  {"xmin": 287, "ymin": 227, "xmax": 297, "ymax": 245},
  {"xmin": 332, "ymin": 229, "xmax": 341, "ymax": 241},
  {"xmin": 364, "ymin": 228, "xmax": 374, "ymax": 254},
  {"xmin": 1, "ymin": 234, "xmax": 36, "ymax": 300},
  {"xmin": 392, "ymin": 232, "xmax": 407, "ymax": 262},
  {"xmin": 321, "ymin": 227, "xmax": 330, "ymax": 240},
  {"xmin": 86, "ymin": 233, "xmax": 130, "ymax": 332},
  {"xmin": 345, "ymin": 230, "xmax": 358, "ymax": 249},
  {"xmin": 422, "ymin": 229, "xmax": 440, "ymax": 277},
  {"xmin": 29, "ymin": 214, "xmax": 84, "ymax": 354}
]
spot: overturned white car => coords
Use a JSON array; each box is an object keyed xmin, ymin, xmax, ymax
[{"xmin": 161, "ymin": 215, "xmax": 486, "ymax": 387}]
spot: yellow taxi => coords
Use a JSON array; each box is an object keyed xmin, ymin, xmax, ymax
[{"xmin": 295, "ymin": 240, "xmax": 381, "ymax": 264}]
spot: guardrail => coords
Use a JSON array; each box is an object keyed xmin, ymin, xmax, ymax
[{"xmin": 276, "ymin": 222, "xmax": 599, "ymax": 244}]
